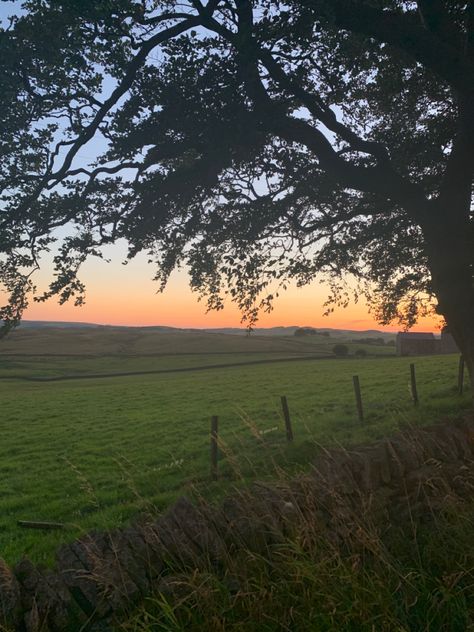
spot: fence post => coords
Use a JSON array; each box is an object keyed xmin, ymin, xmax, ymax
[
  {"xmin": 410, "ymin": 363, "xmax": 419, "ymax": 406},
  {"xmin": 280, "ymin": 396, "xmax": 294, "ymax": 442},
  {"xmin": 352, "ymin": 375, "xmax": 364, "ymax": 422},
  {"xmin": 210, "ymin": 415, "xmax": 218, "ymax": 481},
  {"xmin": 458, "ymin": 355, "xmax": 465, "ymax": 396}
]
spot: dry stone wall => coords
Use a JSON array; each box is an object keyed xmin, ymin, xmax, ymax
[{"xmin": 2, "ymin": 415, "xmax": 474, "ymax": 631}]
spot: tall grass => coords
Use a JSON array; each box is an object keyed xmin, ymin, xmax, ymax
[
  {"xmin": 117, "ymin": 446, "xmax": 474, "ymax": 632},
  {"xmin": 118, "ymin": 504, "xmax": 474, "ymax": 631}
]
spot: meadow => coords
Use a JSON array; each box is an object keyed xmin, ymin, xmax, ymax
[{"xmin": 0, "ymin": 327, "xmax": 470, "ymax": 566}]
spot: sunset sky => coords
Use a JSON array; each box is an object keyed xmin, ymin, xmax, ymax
[{"xmin": 23, "ymin": 241, "xmax": 440, "ymax": 332}]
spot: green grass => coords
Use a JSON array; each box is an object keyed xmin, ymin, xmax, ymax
[
  {"xmin": 1, "ymin": 327, "xmax": 394, "ymax": 357},
  {"xmin": 0, "ymin": 329, "xmax": 392, "ymax": 378},
  {"xmin": 0, "ymin": 346, "xmax": 389, "ymax": 379},
  {"xmin": 0, "ymin": 352, "xmax": 320, "ymax": 378},
  {"xmin": 0, "ymin": 351, "xmax": 469, "ymax": 565}
]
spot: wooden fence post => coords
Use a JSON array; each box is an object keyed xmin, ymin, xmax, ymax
[
  {"xmin": 210, "ymin": 415, "xmax": 218, "ymax": 481},
  {"xmin": 280, "ymin": 396, "xmax": 294, "ymax": 442},
  {"xmin": 410, "ymin": 363, "xmax": 419, "ymax": 406},
  {"xmin": 458, "ymin": 355, "xmax": 465, "ymax": 396},
  {"xmin": 352, "ymin": 375, "xmax": 364, "ymax": 422}
]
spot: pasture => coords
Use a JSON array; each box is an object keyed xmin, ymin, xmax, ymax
[{"xmin": 0, "ymin": 327, "xmax": 469, "ymax": 565}]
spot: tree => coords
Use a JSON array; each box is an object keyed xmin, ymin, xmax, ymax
[
  {"xmin": 355, "ymin": 337, "xmax": 386, "ymax": 346},
  {"xmin": 294, "ymin": 327, "xmax": 316, "ymax": 336},
  {"xmin": 0, "ymin": 1, "xmax": 473, "ymax": 391},
  {"xmin": 333, "ymin": 344, "xmax": 349, "ymax": 357}
]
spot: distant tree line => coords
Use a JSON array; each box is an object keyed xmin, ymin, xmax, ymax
[{"xmin": 294, "ymin": 328, "xmax": 330, "ymax": 337}]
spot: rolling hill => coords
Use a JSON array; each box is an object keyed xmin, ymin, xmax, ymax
[{"xmin": 1, "ymin": 323, "xmax": 395, "ymax": 356}]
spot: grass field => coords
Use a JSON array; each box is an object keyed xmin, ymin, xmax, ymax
[
  {"xmin": 0, "ymin": 327, "xmax": 469, "ymax": 566},
  {"xmin": 0, "ymin": 326, "xmax": 395, "ymax": 356}
]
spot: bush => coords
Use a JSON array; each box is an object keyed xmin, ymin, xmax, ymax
[
  {"xmin": 333, "ymin": 344, "xmax": 349, "ymax": 357},
  {"xmin": 355, "ymin": 349, "xmax": 367, "ymax": 358},
  {"xmin": 355, "ymin": 337, "xmax": 386, "ymax": 346},
  {"xmin": 294, "ymin": 327, "xmax": 317, "ymax": 337}
]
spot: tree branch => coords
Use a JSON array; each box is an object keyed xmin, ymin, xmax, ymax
[
  {"xmin": 416, "ymin": 0, "xmax": 461, "ymax": 46},
  {"xmin": 271, "ymin": 114, "xmax": 426, "ymax": 209},
  {"xmin": 258, "ymin": 50, "xmax": 390, "ymax": 164},
  {"xmin": 200, "ymin": 3, "xmax": 427, "ymax": 214},
  {"xmin": 49, "ymin": 18, "xmax": 200, "ymax": 186},
  {"xmin": 3, "ymin": 16, "xmax": 200, "ymax": 229},
  {"xmin": 438, "ymin": 95, "xmax": 474, "ymax": 214},
  {"xmin": 50, "ymin": 161, "xmax": 142, "ymax": 183},
  {"xmin": 466, "ymin": 1, "xmax": 474, "ymax": 63},
  {"xmin": 305, "ymin": 0, "xmax": 473, "ymax": 94}
]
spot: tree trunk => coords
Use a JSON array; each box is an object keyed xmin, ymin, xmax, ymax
[{"xmin": 422, "ymin": 208, "xmax": 474, "ymax": 398}]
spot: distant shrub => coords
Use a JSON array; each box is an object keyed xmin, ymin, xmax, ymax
[
  {"xmin": 294, "ymin": 327, "xmax": 317, "ymax": 337},
  {"xmin": 354, "ymin": 337, "xmax": 385, "ymax": 346},
  {"xmin": 333, "ymin": 344, "xmax": 349, "ymax": 357},
  {"xmin": 295, "ymin": 328, "xmax": 331, "ymax": 337},
  {"xmin": 355, "ymin": 349, "xmax": 367, "ymax": 358}
]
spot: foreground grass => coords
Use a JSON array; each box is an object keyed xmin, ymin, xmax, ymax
[
  {"xmin": 0, "ymin": 353, "xmax": 469, "ymax": 564},
  {"xmin": 120, "ymin": 500, "xmax": 474, "ymax": 631}
]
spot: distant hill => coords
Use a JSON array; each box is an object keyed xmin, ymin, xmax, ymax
[
  {"xmin": 204, "ymin": 326, "xmax": 396, "ymax": 341},
  {"xmin": 203, "ymin": 326, "xmax": 299, "ymax": 336},
  {"xmin": 0, "ymin": 321, "xmax": 395, "ymax": 356},
  {"xmin": 19, "ymin": 320, "xmax": 104, "ymax": 329},
  {"xmin": 17, "ymin": 320, "xmax": 396, "ymax": 341}
]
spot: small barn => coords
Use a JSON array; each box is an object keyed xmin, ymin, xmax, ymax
[{"xmin": 396, "ymin": 332, "xmax": 437, "ymax": 356}]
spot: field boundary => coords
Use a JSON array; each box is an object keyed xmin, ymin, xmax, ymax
[{"xmin": 0, "ymin": 353, "xmax": 345, "ymax": 382}]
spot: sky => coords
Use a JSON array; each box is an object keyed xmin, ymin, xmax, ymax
[
  {"xmin": 23, "ymin": 242, "xmax": 440, "ymax": 331},
  {"xmin": 3, "ymin": 2, "xmax": 440, "ymax": 333}
]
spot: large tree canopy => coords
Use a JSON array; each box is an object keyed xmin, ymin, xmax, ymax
[{"xmin": 1, "ymin": 1, "xmax": 473, "ymax": 380}]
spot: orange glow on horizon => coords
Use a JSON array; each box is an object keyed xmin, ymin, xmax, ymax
[
  {"xmin": 21, "ymin": 255, "xmax": 441, "ymax": 333},
  {"xmin": 23, "ymin": 296, "xmax": 440, "ymax": 331},
  {"xmin": 25, "ymin": 279, "xmax": 439, "ymax": 332}
]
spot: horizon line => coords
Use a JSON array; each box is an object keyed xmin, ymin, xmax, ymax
[{"xmin": 16, "ymin": 318, "xmax": 435, "ymax": 334}]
